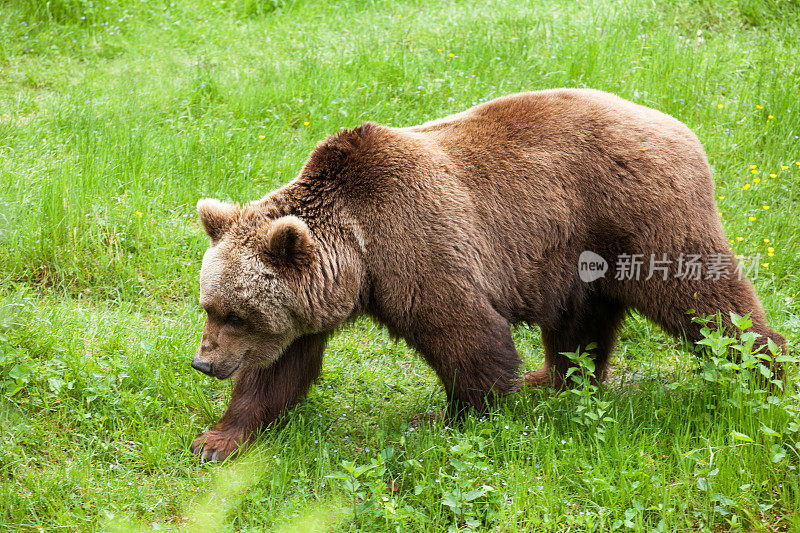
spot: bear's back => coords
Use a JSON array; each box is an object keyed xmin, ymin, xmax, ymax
[
  {"xmin": 398, "ymin": 89, "xmax": 714, "ymax": 231},
  {"xmin": 406, "ymin": 89, "xmax": 701, "ymax": 172}
]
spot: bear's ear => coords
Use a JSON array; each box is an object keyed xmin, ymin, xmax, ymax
[
  {"xmin": 197, "ymin": 198, "xmax": 239, "ymax": 242},
  {"xmin": 258, "ymin": 216, "xmax": 315, "ymax": 269}
]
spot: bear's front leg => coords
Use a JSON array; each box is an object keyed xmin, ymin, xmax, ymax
[
  {"xmin": 410, "ymin": 300, "xmax": 523, "ymax": 420},
  {"xmin": 191, "ymin": 333, "xmax": 327, "ymax": 461}
]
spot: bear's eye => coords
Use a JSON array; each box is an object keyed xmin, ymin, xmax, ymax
[{"xmin": 225, "ymin": 314, "xmax": 244, "ymax": 327}]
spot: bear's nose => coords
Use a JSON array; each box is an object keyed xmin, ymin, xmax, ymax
[{"xmin": 191, "ymin": 359, "xmax": 214, "ymax": 376}]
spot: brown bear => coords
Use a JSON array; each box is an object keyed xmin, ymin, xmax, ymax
[{"xmin": 190, "ymin": 88, "xmax": 786, "ymax": 461}]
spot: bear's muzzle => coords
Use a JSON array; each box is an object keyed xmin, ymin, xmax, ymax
[{"xmin": 190, "ymin": 358, "xmax": 214, "ymax": 376}]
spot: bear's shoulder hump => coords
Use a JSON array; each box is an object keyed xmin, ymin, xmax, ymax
[{"xmin": 300, "ymin": 122, "xmax": 383, "ymax": 181}]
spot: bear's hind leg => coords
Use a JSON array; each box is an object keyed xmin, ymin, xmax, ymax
[
  {"xmin": 632, "ymin": 275, "xmax": 786, "ymax": 380},
  {"xmin": 191, "ymin": 333, "xmax": 327, "ymax": 461},
  {"xmin": 526, "ymin": 295, "xmax": 627, "ymax": 390}
]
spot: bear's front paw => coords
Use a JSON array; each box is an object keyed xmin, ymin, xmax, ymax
[{"xmin": 191, "ymin": 429, "xmax": 245, "ymax": 462}]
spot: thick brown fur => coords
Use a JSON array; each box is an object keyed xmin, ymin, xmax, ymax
[{"xmin": 190, "ymin": 89, "xmax": 786, "ymax": 461}]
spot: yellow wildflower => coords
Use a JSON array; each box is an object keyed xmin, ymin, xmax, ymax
[
  {"xmin": 303, "ymin": 121, "xmax": 309, "ymax": 126},
  {"xmin": 756, "ymin": 104, "xmax": 763, "ymax": 109},
  {"xmin": 717, "ymin": 104, "xmax": 723, "ymax": 109},
  {"xmin": 742, "ymin": 184, "xmax": 751, "ymax": 190},
  {"xmin": 751, "ymin": 169, "xmax": 758, "ymax": 174},
  {"xmin": 763, "ymin": 205, "xmax": 770, "ymax": 210},
  {"xmin": 736, "ymin": 236, "xmax": 744, "ymax": 241},
  {"xmin": 749, "ymin": 164, "xmax": 757, "ymax": 169},
  {"xmin": 769, "ymin": 173, "xmax": 777, "ymax": 178},
  {"xmin": 258, "ymin": 135, "xmax": 265, "ymax": 139},
  {"xmin": 437, "ymin": 48, "xmax": 443, "ymax": 53},
  {"xmin": 763, "ymin": 239, "xmax": 770, "ymax": 243},
  {"xmin": 768, "ymin": 247, "xmax": 775, "ymax": 253},
  {"xmin": 753, "ymin": 178, "xmax": 761, "ymax": 183},
  {"xmin": 448, "ymin": 53, "xmax": 455, "ymax": 57},
  {"xmin": 762, "ymin": 263, "xmax": 770, "ymax": 268},
  {"xmin": 768, "ymin": 115, "xmax": 774, "ymax": 119},
  {"xmin": 749, "ymin": 216, "xmax": 756, "ymax": 221},
  {"xmin": 781, "ymin": 165, "xmax": 788, "ymax": 170},
  {"xmin": 136, "ymin": 211, "xmax": 143, "ymax": 218}
]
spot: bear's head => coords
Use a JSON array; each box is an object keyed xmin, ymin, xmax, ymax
[{"xmin": 191, "ymin": 198, "xmax": 318, "ymax": 380}]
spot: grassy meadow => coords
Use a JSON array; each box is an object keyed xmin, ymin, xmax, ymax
[{"xmin": 1, "ymin": 0, "xmax": 800, "ymax": 530}]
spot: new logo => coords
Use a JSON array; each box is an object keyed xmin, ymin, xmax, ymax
[{"xmin": 578, "ymin": 251, "xmax": 608, "ymax": 282}]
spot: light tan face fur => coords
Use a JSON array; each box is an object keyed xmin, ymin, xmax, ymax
[{"xmin": 194, "ymin": 239, "xmax": 299, "ymax": 379}]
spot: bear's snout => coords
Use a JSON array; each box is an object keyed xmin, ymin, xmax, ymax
[
  {"xmin": 191, "ymin": 343, "xmax": 245, "ymax": 380},
  {"xmin": 191, "ymin": 358, "xmax": 214, "ymax": 376}
]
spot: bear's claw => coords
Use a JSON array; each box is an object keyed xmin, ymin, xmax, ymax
[{"xmin": 191, "ymin": 429, "xmax": 244, "ymax": 462}]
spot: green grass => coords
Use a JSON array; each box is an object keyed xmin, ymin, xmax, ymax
[{"xmin": 1, "ymin": 0, "xmax": 799, "ymax": 530}]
